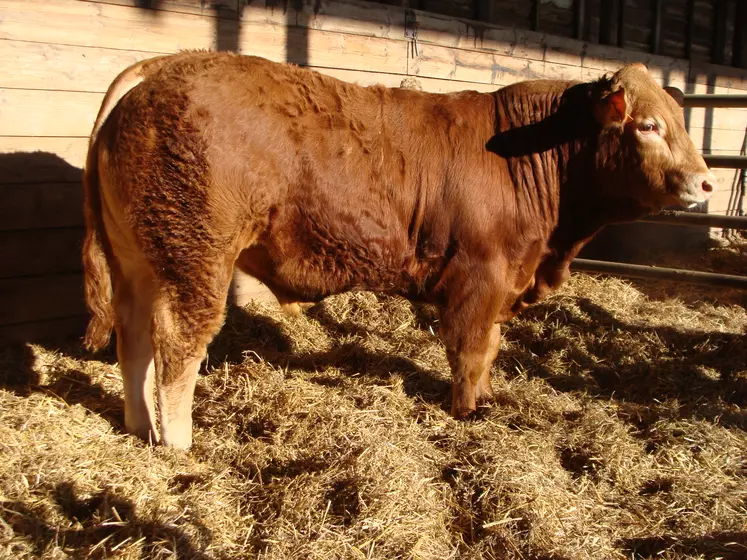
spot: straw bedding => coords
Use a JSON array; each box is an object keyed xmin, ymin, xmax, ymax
[{"xmin": 1, "ymin": 241, "xmax": 745, "ymax": 559}]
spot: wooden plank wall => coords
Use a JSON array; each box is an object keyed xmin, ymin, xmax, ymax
[{"xmin": 1, "ymin": 0, "xmax": 745, "ymax": 344}]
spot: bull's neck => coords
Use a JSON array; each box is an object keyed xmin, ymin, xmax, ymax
[{"xmin": 490, "ymin": 81, "xmax": 601, "ymax": 239}]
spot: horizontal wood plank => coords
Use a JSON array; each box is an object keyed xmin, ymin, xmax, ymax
[
  {"xmin": 0, "ymin": 39, "xmax": 499, "ymax": 97},
  {"xmin": 0, "ymin": 39, "xmax": 156, "ymax": 93},
  {"xmin": 0, "ymin": 89, "xmax": 103, "ymax": 137},
  {"xmin": 237, "ymin": 21, "xmax": 409, "ymax": 74},
  {"xmin": 0, "ymin": 273, "xmax": 86, "ymax": 325},
  {"xmin": 87, "ymin": 0, "xmax": 241, "ymax": 19},
  {"xmin": 0, "ymin": 228, "xmax": 84, "ymax": 278},
  {"xmin": 317, "ymin": 67, "xmax": 497, "ymax": 92},
  {"xmin": 0, "ymin": 0, "xmax": 215, "ymax": 53},
  {"xmin": 411, "ymin": 41, "xmax": 594, "ymax": 86}
]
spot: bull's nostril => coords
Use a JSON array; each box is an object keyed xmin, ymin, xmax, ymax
[{"xmin": 702, "ymin": 181, "xmax": 714, "ymax": 193}]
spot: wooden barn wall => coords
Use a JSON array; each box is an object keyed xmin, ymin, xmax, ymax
[{"xmin": 0, "ymin": 0, "xmax": 746, "ymax": 344}]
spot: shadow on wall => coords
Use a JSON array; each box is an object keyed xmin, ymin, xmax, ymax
[
  {"xmin": 0, "ymin": 152, "xmax": 88, "ymax": 345},
  {"xmin": 137, "ymin": 0, "xmax": 312, "ymax": 65},
  {"xmin": 137, "ymin": 0, "xmax": 241, "ymax": 54}
]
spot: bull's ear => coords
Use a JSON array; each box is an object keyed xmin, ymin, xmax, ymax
[
  {"xmin": 663, "ymin": 86, "xmax": 685, "ymax": 107},
  {"xmin": 594, "ymin": 88, "xmax": 628, "ymax": 127}
]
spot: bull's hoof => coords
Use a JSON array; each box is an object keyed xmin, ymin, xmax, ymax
[
  {"xmin": 451, "ymin": 385, "xmax": 493, "ymax": 419},
  {"xmin": 451, "ymin": 401, "xmax": 477, "ymax": 419},
  {"xmin": 451, "ymin": 383, "xmax": 478, "ymax": 419},
  {"xmin": 160, "ymin": 423, "xmax": 193, "ymax": 450},
  {"xmin": 161, "ymin": 434, "xmax": 193, "ymax": 450},
  {"xmin": 280, "ymin": 302, "xmax": 315, "ymax": 317},
  {"xmin": 452, "ymin": 408, "xmax": 476, "ymax": 419},
  {"xmin": 124, "ymin": 420, "xmax": 160, "ymax": 445},
  {"xmin": 280, "ymin": 303, "xmax": 303, "ymax": 317}
]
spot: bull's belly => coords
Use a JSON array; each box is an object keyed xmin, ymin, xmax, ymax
[
  {"xmin": 233, "ymin": 196, "xmax": 434, "ymax": 302},
  {"xmin": 236, "ymin": 240, "xmax": 555, "ymax": 321},
  {"xmin": 235, "ymin": 242, "xmax": 418, "ymax": 305}
]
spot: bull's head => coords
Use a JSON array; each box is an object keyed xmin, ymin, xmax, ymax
[{"xmin": 593, "ymin": 63, "xmax": 716, "ymax": 212}]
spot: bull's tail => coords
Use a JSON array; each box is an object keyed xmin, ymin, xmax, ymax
[
  {"xmin": 82, "ymin": 56, "xmax": 167, "ymax": 351},
  {"xmin": 82, "ymin": 140, "xmax": 114, "ymax": 351}
]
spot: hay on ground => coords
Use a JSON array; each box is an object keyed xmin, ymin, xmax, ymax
[{"xmin": 1, "ymin": 241, "xmax": 746, "ymax": 559}]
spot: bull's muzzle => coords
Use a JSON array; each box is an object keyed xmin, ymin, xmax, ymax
[{"xmin": 679, "ymin": 171, "xmax": 717, "ymax": 208}]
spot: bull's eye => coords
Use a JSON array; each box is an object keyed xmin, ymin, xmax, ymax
[{"xmin": 638, "ymin": 120, "xmax": 658, "ymax": 134}]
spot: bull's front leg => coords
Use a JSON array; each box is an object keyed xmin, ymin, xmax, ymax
[{"xmin": 439, "ymin": 275, "xmax": 503, "ymax": 418}]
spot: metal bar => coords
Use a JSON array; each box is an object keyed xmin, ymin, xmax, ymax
[
  {"xmin": 683, "ymin": 94, "xmax": 747, "ymax": 108},
  {"xmin": 639, "ymin": 210, "xmax": 747, "ymax": 229},
  {"xmin": 574, "ymin": 0, "xmax": 586, "ymax": 40},
  {"xmin": 571, "ymin": 259, "xmax": 747, "ymax": 290},
  {"xmin": 652, "ymin": 0, "xmax": 662, "ymax": 54},
  {"xmin": 703, "ymin": 154, "xmax": 747, "ymax": 169}
]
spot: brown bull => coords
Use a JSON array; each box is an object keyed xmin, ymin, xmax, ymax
[{"xmin": 82, "ymin": 52, "xmax": 715, "ymax": 448}]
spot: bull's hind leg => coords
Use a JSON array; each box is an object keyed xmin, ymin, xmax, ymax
[
  {"xmin": 152, "ymin": 266, "xmax": 233, "ymax": 449},
  {"xmin": 113, "ymin": 273, "xmax": 159, "ymax": 442}
]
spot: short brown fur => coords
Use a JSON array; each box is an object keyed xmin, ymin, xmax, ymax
[{"xmin": 83, "ymin": 52, "xmax": 715, "ymax": 447}]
